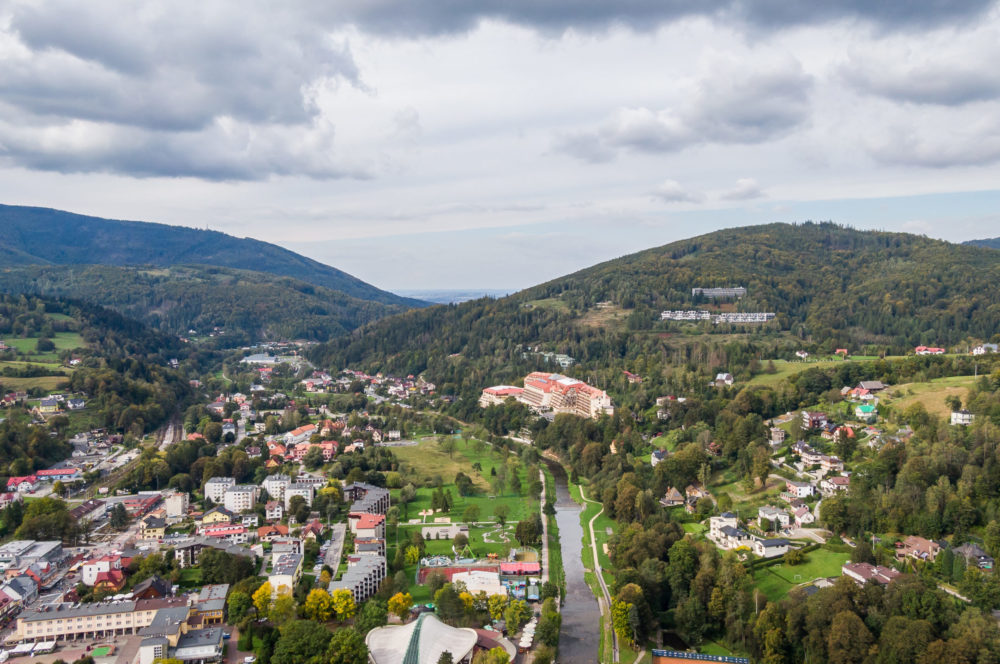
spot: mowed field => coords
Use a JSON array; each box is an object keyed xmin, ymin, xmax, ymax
[
  {"xmin": 881, "ymin": 375, "xmax": 978, "ymax": 418},
  {"xmin": 390, "ymin": 437, "xmax": 539, "ymax": 523},
  {"xmin": 753, "ymin": 548, "xmax": 851, "ymax": 601}
]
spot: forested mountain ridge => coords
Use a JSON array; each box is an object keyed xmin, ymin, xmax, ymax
[
  {"xmin": 966, "ymin": 237, "xmax": 1000, "ymax": 250},
  {"xmin": 0, "ymin": 264, "xmax": 409, "ymax": 342},
  {"xmin": 0, "ymin": 203, "xmax": 424, "ymax": 308},
  {"xmin": 310, "ymin": 222, "xmax": 1000, "ymax": 397}
]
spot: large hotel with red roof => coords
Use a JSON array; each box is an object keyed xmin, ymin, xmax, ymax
[{"xmin": 480, "ymin": 371, "xmax": 614, "ymax": 420}]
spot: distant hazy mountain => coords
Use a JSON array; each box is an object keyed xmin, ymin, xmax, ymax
[
  {"xmin": 0, "ymin": 203, "xmax": 423, "ymax": 308},
  {"xmin": 965, "ymin": 238, "xmax": 1000, "ymax": 250}
]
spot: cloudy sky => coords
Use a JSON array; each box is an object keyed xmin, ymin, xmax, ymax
[{"xmin": 2, "ymin": 1, "xmax": 1000, "ymax": 292}]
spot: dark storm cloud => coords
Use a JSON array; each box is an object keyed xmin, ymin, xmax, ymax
[{"xmin": 331, "ymin": 0, "xmax": 996, "ymax": 35}]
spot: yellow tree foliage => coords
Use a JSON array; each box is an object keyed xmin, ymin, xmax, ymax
[
  {"xmin": 304, "ymin": 588, "xmax": 335, "ymax": 622},
  {"xmin": 331, "ymin": 588, "xmax": 357, "ymax": 621},
  {"xmin": 487, "ymin": 594, "xmax": 508, "ymax": 621},
  {"xmin": 252, "ymin": 581, "xmax": 273, "ymax": 617},
  {"xmin": 387, "ymin": 592, "xmax": 414, "ymax": 620}
]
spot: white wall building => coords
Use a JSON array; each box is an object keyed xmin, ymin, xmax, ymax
[{"xmin": 204, "ymin": 477, "xmax": 235, "ymax": 504}]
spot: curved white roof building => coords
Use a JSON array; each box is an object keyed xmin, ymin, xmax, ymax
[{"xmin": 366, "ymin": 613, "xmax": 478, "ymax": 664}]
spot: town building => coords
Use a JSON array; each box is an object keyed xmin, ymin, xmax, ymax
[
  {"xmin": 366, "ymin": 613, "xmax": 477, "ymax": 664},
  {"xmin": 173, "ymin": 537, "xmax": 256, "ymax": 569},
  {"xmin": 15, "ymin": 597, "xmax": 190, "ymax": 643},
  {"xmin": 951, "ymin": 410, "xmax": 975, "ymax": 426},
  {"xmin": 283, "ymin": 483, "xmax": 315, "ymax": 510},
  {"xmin": 518, "ymin": 372, "xmax": 614, "ymax": 420},
  {"xmin": 343, "ymin": 482, "xmax": 390, "ymax": 514},
  {"xmin": 222, "ymin": 485, "xmax": 259, "ymax": 513},
  {"xmin": 0, "ymin": 541, "xmax": 63, "ymax": 572},
  {"xmin": 842, "ymin": 562, "xmax": 901, "ymax": 586},
  {"xmin": 349, "ymin": 513, "xmax": 386, "ymax": 540},
  {"xmin": 265, "ymin": 501, "xmax": 284, "ymax": 522},
  {"xmin": 478, "ymin": 386, "xmax": 524, "ymax": 408},
  {"xmin": 203, "ymin": 477, "xmax": 235, "ymax": 504},
  {"xmin": 268, "ymin": 553, "xmax": 302, "ymax": 591},
  {"xmin": 329, "ymin": 555, "xmax": 387, "ymax": 604},
  {"xmin": 752, "ymin": 538, "xmax": 791, "ymax": 558},
  {"xmin": 897, "ymin": 536, "xmax": 941, "ymax": 562},
  {"xmin": 954, "ymin": 542, "xmax": 994, "ymax": 570}
]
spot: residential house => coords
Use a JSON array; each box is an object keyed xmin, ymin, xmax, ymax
[
  {"xmin": 194, "ymin": 584, "xmax": 229, "ymax": 625},
  {"xmin": 973, "ymin": 344, "xmax": 999, "ymax": 356},
  {"xmin": 660, "ymin": 487, "xmax": 685, "ymax": 508},
  {"xmin": 915, "ymin": 346, "xmax": 946, "ymax": 355},
  {"xmin": 715, "ymin": 373, "xmax": 735, "ymax": 387},
  {"xmin": 842, "ymin": 562, "xmax": 901, "ymax": 586},
  {"xmin": 752, "ymin": 538, "xmax": 791, "ymax": 558},
  {"xmin": 757, "ymin": 506, "xmax": 790, "ymax": 529},
  {"xmin": 163, "ymin": 491, "xmax": 190, "ymax": 519},
  {"xmin": 897, "ymin": 536, "xmax": 941, "ymax": 562},
  {"xmin": 651, "ymin": 449, "xmax": 668, "ymax": 467},
  {"xmin": 855, "ymin": 404, "xmax": 877, "ymax": 421},
  {"xmin": 140, "ymin": 517, "xmax": 167, "ymax": 540},
  {"xmin": 709, "ymin": 514, "xmax": 752, "ymax": 550},
  {"xmin": 951, "ymin": 410, "xmax": 975, "ymax": 426},
  {"xmin": 265, "ymin": 501, "xmax": 284, "ymax": 522},
  {"xmin": 198, "ymin": 506, "xmax": 235, "ymax": 527},
  {"xmin": 82, "ymin": 555, "xmax": 125, "ymax": 586},
  {"xmin": 785, "ymin": 480, "xmax": 815, "ymax": 498},
  {"xmin": 821, "ymin": 475, "xmax": 851, "ymax": 495},
  {"xmin": 954, "ymin": 542, "xmax": 994, "ymax": 570},
  {"xmin": 7, "ymin": 476, "xmax": 37, "ymax": 493},
  {"xmin": 301, "ymin": 519, "xmax": 324, "ymax": 540},
  {"xmin": 172, "ymin": 536, "xmax": 256, "ymax": 569},
  {"xmin": 132, "ymin": 575, "xmax": 172, "ymax": 599},
  {"xmin": 200, "ymin": 524, "xmax": 249, "ymax": 544},
  {"xmin": 770, "ymin": 427, "xmax": 787, "ymax": 445},
  {"xmin": 802, "ymin": 411, "xmax": 828, "ymax": 429},
  {"xmin": 793, "ymin": 506, "xmax": 815, "ymax": 527},
  {"xmin": 241, "ymin": 514, "xmax": 260, "ymax": 528},
  {"xmin": 257, "ymin": 525, "xmax": 289, "ymax": 542}
]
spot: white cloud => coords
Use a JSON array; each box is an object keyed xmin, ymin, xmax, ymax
[
  {"xmin": 652, "ymin": 179, "xmax": 704, "ymax": 203},
  {"xmin": 720, "ymin": 178, "xmax": 765, "ymax": 200}
]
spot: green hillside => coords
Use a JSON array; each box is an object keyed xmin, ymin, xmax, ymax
[
  {"xmin": 966, "ymin": 237, "xmax": 1000, "ymax": 250},
  {"xmin": 310, "ymin": 222, "xmax": 1000, "ymax": 397},
  {"xmin": 0, "ymin": 264, "xmax": 410, "ymax": 342},
  {"xmin": 0, "ymin": 203, "xmax": 424, "ymax": 308}
]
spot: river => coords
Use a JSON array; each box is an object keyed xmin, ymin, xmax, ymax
[{"xmin": 546, "ymin": 460, "xmax": 602, "ymax": 663}]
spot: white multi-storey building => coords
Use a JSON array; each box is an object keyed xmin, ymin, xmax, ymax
[
  {"xmin": 203, "ymin": 477, "xmax": 235, "ymax": 504},
  {"xmin": 223, "ymin": 485, "xmax": 258, "ymax": 513},
  {"xmin": 284, "ymin": 483, "xmax": 315, "ymax": 510}
]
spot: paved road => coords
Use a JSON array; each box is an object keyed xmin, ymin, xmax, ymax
[
  {"xmin": 538, "ymin": 469, "xmax": 549, "ymax": 585},
  {"xmin": 581, "ymin": 486, "xmax": 618, "ymax": 663},
  {"xmin": 324, "ymin": 523, "xmax": 346, "ymax": 571}
]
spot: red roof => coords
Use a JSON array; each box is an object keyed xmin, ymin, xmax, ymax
[
  {"xmin": 500, "ymin": 562, "xmax": 541, "ymax": 574},
  {"xmin": 352, "ymin": 513, "xmax": 385, "ymax": 529}
]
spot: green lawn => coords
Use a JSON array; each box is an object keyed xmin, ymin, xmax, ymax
[
  {"xmin": 178, "ymin": 567, "xmax": 203, "ymax": 588},
  {"xmin": 682, "ymin": 522, "xmax": 707, "ymax": 536},
  {"xmin": 391, "ymin": 437, "xmax": 538, "ymax": 524},
  {"xmin": 752, "ymin": 548, "xmax": 850, "ymax": 601},
  {"xmin": 5, "ymin": 331, "xmax": 85, "ymax": 361},
  {"xmin": 748, "ymin": 355, "xmax": 912, "ymax": 386}
]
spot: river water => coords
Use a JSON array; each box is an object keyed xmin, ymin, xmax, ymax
[{"xmin": 546, "ymin": 461, "xmax": 601, "ymax": 663}]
